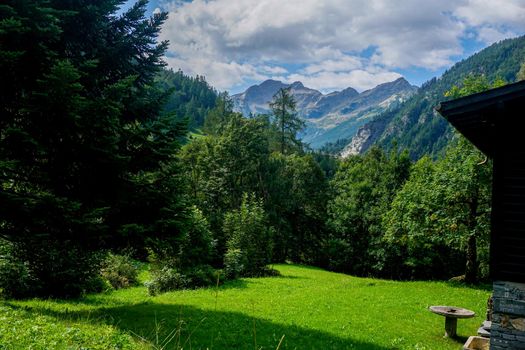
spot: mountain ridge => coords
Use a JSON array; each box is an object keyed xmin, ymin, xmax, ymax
[
  {"xmin": 341, "ymin": 35, "xmax": 525, "ymax": 159},
  {"xmin": 232, "ymin": 77, "xmax": 417, "ymax": 148}
]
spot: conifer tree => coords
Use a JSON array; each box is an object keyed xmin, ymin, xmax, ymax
[
  {"xmin": 269, "ymin": 88, "xmax": 305, "ymax": 154},
  {"xmin": 0, "ymin": 0, "xmax": 186, "ymax": 297}
]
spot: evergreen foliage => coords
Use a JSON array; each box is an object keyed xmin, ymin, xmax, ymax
[
  {"xmin": 156, "ymin": 69, "xmax": 218, "ymax": 129},
  {"xmin": 318, "ymin": 137, "xmax": 352, "ymax": 155},
  {"xmin": 269, "ymin": 88, "xmax": 305, "ymax": 154},
  {"xmin": 0, "ymin": 0, "xmax": 188, "ymax": 297},
  {"xmin": 223, "ymin": 193, "xmax": 274, "ymax": 278},
  {"xmin": 517, "ymin": 61, "xmax": 525, "ymax": 81},
  {"xmin": 0, "ymin": 0, "xmax": 507, "ymax": 300}
]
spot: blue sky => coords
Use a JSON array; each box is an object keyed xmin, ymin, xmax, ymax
[{"xmin": 122, "ymin": 0, "xmax": 525, "ymax": 94}]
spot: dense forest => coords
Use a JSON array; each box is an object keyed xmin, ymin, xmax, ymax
[{"xmin": 1, "ymin": 0, "xmax": 522, "ymax": 300}]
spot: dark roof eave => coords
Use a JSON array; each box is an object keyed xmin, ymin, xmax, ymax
[
  {"xmin": 436, "ymin": 80, "xmax": 525, "ymax": 118},
  {"xmin": 436, "ymin": 80, "xmax": 525, "ymax": 157}
]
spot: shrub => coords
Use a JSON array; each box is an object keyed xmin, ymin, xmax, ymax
[
  {"xmin": 144, "ymin": 206, "xmax": 219, "ymax": 296},
  {"xmin": 224, "ymin": 248, "xmax": 244, "ymax": 279},
  {"xmin": 0, "ymin": 240, "xmax": 34, "ymax": 298},
  {"xmin": 85, "ymin": 274, "xmax": 112, "ymax": 294},
  {"xmin": 100, "ymin": 252, "xmax": 139, "ymax": 290},
  {"xmin": 186, "ymin": 264, "xmax": 220, "ymax": 287},
  {"xmin": 146, "ymin": 206, "xmax": 215, "ymax": 271},
  {"xmin": 146, "ymin": 266, "xmax": 190, "ymax": 296},
  {"xmin": 178, "ymin": 206, "xmax": 215, "ymax": 269},
  {"xmin": 223, "ymin": 194, "xmax": 273, "ymax": 277},
  {"xmin": 0, "ymin": 239, "xmax": 102, "ymax": 298},
  {"xmin": 145, "ymin": 264, "xmax": 220, "ymax": 296}
]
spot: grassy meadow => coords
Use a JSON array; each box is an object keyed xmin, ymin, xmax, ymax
[{"xmin": 0, "ymin": 264, "xmax": 490, "ymax": 350}]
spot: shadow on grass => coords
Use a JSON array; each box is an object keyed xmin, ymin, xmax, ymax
[
  {"xmin": 15, "ymin": 300, "xmax": 390, "ymax": 350},
  {"xmin": 452, "ymin": 335, "xmax": 469, "ymax": 345},
  {"xmin": 279, "ymin": 263, "xmax": 325, "ymax": 272},
  {"xmin": 270, "ymin": 274, "xmax": 308, "ymax": 280},
  {"xmin": 215, "ymin": 278, "xmax": 251, "ymax": 290},
  {"xmin": 444, "ymin": 280, "xmax": 492, "ymax": 292}
]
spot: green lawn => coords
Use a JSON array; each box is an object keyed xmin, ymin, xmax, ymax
[{"xmin": 0, "ymin": 264, "xmax": 490, "ymax": 349}]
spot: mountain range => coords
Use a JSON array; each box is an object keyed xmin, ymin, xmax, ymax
[
  {"xmin": 232, "ymin": 78, "xmax": 417, "ymax": 148},
  {"xmin": 232, "ymin": 36, "xmax": 525, "ymax": 158}
]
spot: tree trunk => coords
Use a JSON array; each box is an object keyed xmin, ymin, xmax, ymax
[
  {"xmin": 465, "ymin": 233, "xmax": 478, "ymax": 283},
  {"xmin": 281, "ymin": 110, "xmax": 285, "ymax": 154},
  {"xmin": 465, "ymin": 191, "xmax": 479, "ymax": 284}
]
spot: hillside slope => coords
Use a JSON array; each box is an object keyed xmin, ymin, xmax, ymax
[
  {"xmin": 156, "ymin": 69, "xmax": 218, "ymax": 128},
  {"xmin": 342, "ymin": 35, "xmax": 525, "ymax": 159}
]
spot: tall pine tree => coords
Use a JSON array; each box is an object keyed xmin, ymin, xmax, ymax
[
  {"xmin": 0, "ymin": 0, "xmax": 186, "ymax": 297},
  {"xmin": 269, "ymin": 88, "xmax": 305, "ymax": 154}
]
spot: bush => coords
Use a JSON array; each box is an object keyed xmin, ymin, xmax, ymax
[
  {"xmin": 145, "ymin": 264, "xmax": 219, "ymax": 296},
  {"xmin": 84, "ymin": 274, "xmax": 112, "ymax": 294},
  {"xmin": 1, "ymin": 239, "xmax": 102, "ymax": 298},
  {"xmin": 186, "ymin": 264, "xmax": 219, "ymax": 287},
  {"xmin": 0, "ymin": 240, "xmax": 34, "ymax": 298},
  {"xmin": 224, "ymin": 248, "xmax": 244, "ymax": 279},
  {"xmin": 223, "ymin": 194, "xmax": 273, "ymax": 277},
  {"xmin": 178, "ymin": 206, "xmax": 216, "ymax": 269},
  {"xmin": 146, "ymin": 266, "xmax": 190, "ymax": 296},
  {"xmin": 100, "ymin": 252, "xmax": 139, "ymax": 290}
]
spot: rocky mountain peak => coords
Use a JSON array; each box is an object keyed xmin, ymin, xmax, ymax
[
  {"xmin": 232, "ymin": 77, "xmax": 417, "ymax": 148},
  {"xmin": 290, "ymin": 81, "xmax": 305, "ymax": 89}
]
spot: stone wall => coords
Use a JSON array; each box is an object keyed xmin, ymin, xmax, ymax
[{"xmin": 490, "ymin": 281, "xmax": 525, "ymax": 349}]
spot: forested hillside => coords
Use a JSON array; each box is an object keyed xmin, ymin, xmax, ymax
[
  {"xmin": 343, "ymin": 35, "xmax": 525, "ymax": 159},
  {"xmin": 156, "ymin": 69, "xmax": 218, "ymax": 128}
]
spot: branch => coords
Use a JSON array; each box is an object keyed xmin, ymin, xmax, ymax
[{"xmin": 477, "ymin": 156, "xmax": 488, "ymax": 165}]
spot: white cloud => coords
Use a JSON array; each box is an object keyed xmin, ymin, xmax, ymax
[
  {"xmin": 476, "ymin": 26, "xmax": 517, "ymax": 44},
  {"xmin": 158, "ymin": 0, "xmax": 525, "ymax": 92},
  {"xmin": 164, "ymin": 56, "xmax": 267, "ymax": 91},
  {"xmin": 285, "ymin": 70, "xmax": 402, "ymax": 92},
  {"xmin": 302, "ymin": 56, "xmax": 364, "ymax": 75},
  {"xmin": 454, "ymin": 0, "xmax": 525, "ymax": 29},
  {"xmin": 454, "ymin": 0, "xmax": 525, "ymax": 44}
]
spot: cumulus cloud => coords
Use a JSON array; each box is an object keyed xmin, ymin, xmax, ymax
[
  {"xmin": 285, "ymin": 70, "xmax": 403, "ymax": 93},
  {"xmin": 455, "ymin": 0, "xmax": 525, "ymax": 30},
  {"xmin": 454, "ymin": 0, "xmax": 525, "ymax": 44},
  {"xmin": 158, "ymin": 0, "xmax": 525, "ymax": 92},
  {"xmin": 164, "ymin": 56, "xmax": 268, "ymax": 91}
]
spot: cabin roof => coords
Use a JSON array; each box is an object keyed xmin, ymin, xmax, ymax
[{"xmin": 436, "ymin": 80, "xmax": 525, "ymax": 157}]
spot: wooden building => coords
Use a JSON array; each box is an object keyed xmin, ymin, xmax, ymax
[{"xmin": 437, "ymin": 80, "xmax": 525, "ymax": 349}]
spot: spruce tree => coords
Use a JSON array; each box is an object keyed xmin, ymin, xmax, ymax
[
  {"xmin": 269, "ymin": 88, "xmax": 305, "ymax": 154},
  {"xmin": 0, "ymin": 0, "xmax": 186, "ymax": 297}
]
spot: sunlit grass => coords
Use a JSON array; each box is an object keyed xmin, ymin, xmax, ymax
[{"xmin": 1, "ymin": 264, "xmax": 490, "ymax": 349}]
